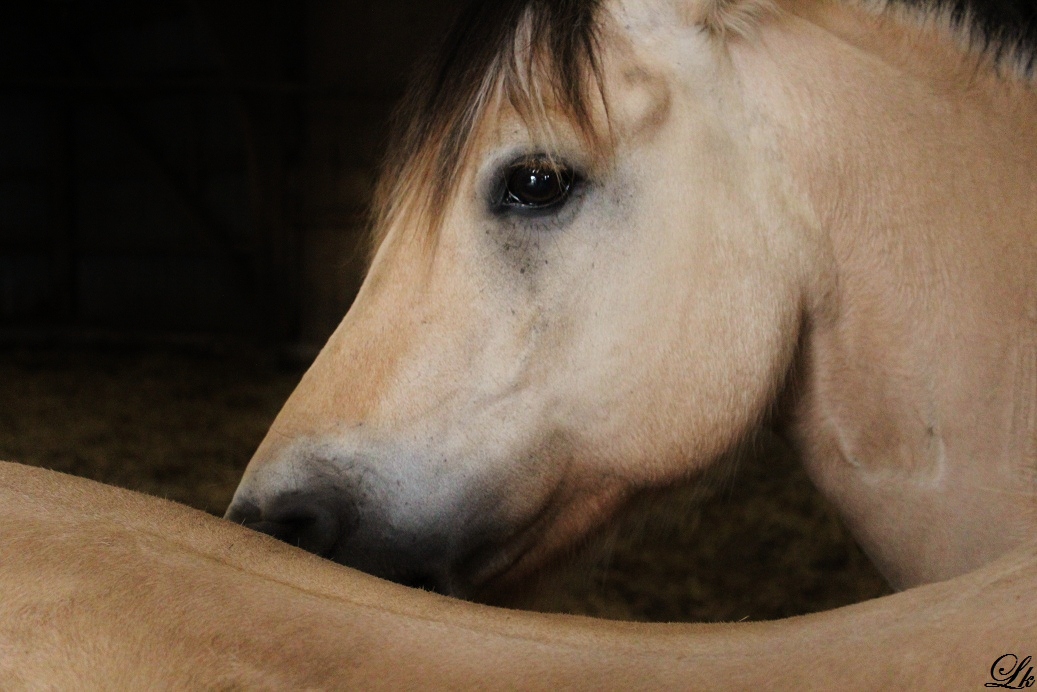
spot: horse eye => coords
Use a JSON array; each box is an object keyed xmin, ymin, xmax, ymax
[{"xmin": 498, "ymin": 159, "xmax": 576, "ymax": 211}]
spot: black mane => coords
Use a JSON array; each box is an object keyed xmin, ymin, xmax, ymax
[{"xmin": 908, "ymin": 0, "xmax": 1037, "ymax": 69}]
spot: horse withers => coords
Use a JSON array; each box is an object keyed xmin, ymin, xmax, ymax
[{"xmin": 227, "ymin": 0, "xmax": 1037, "ymax": 600}]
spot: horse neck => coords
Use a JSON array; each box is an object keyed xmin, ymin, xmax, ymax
[{"xmin": 732, "ymin": 1, "xmax": 1037, "ymax": 586}]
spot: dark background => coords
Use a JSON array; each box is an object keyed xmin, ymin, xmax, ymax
[
  {"xmin": 2, "ymin": 0, "xmax": 1035, "ymax": 342},
  {"xmin": 0, "ymin": 0, "xmax": 461, "ymax": 346},
  {"xmin": 24, "ymin": 0, "xmax": 1034, "ymax": 620}
]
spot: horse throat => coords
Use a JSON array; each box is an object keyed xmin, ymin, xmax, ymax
[{"xmin": 734, "ymin": 0, "xmax": 1037, "ymax": 588}]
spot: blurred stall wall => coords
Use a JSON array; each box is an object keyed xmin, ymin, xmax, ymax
[{"xmin": 0, "ymin": 0, "xmax": 453, "ymax": 347}]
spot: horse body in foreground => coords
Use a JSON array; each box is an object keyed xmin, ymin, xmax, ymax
[
  {"xmin": 229, "ymin": 0, "xmax": 1035, "ymax": 597},
  {"xmin": 1, "ymin": 461, "xmax": 1035, "ymax": 688}
]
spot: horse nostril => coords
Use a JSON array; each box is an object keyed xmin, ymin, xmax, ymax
[
  {"xmin": 226, "ymin": 496, "xmax": 341, "ymax": 558},
  {"xmin": 245, "ymin": 516, "xmax": 315, "ymax": 543},
  {"xmin": 224, "ymin": 499, "xmax": 259, "ymax": 526}
]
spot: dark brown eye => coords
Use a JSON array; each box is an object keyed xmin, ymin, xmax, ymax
[{"xmin": 499, "ymin": 160, "xmax": 576, "ymax": 211}]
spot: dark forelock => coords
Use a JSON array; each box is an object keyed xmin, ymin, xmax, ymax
[{"xmin": 370, "ymin": 0, "xmax": 608, "ymax": 256}]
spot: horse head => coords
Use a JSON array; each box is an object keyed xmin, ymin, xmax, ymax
[{"xmin": 226, "ymin": 0, "xmax": 817, "ymax": 596}]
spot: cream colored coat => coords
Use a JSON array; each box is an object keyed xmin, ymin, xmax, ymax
[
  {"xmin": 2, "ymin": 461, "xmax": 1035, "ymax": 688},
  {"xmin": 3, "ymin": 0, "xmax": 1035, "ymax": 686}
]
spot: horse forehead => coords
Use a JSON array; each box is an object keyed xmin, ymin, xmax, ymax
[
  {"xmin": 596, "ymin": 2, "xmax": 716, "ymax": 144},
  {"xmin": 608, "ymin": 0, "xmax": 688, "ymax": 32},
  {"xmin": 609, "ymin": 64, "xmax": 675, "ymax": 145},
  {"xmin": 474, "ymin": 55, "xmax": 676, "ymax": 160}
]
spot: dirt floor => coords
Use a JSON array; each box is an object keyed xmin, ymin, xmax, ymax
[{"xmin": 0, "ymin": 345, "xmax": 890, "ymax": 622}]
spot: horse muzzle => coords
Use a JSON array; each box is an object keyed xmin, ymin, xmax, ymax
[{"xmin": 224, "ymin": 441, "xmax": 511, "ymax": 596}]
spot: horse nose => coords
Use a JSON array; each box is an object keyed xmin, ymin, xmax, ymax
[
  {"xmin": 225, "ymin": 493, "xmax": 342, "ymax": 558},
  {"xmin": 226, "ymin": 482, "xmax": 455, "ymax": 593}
]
